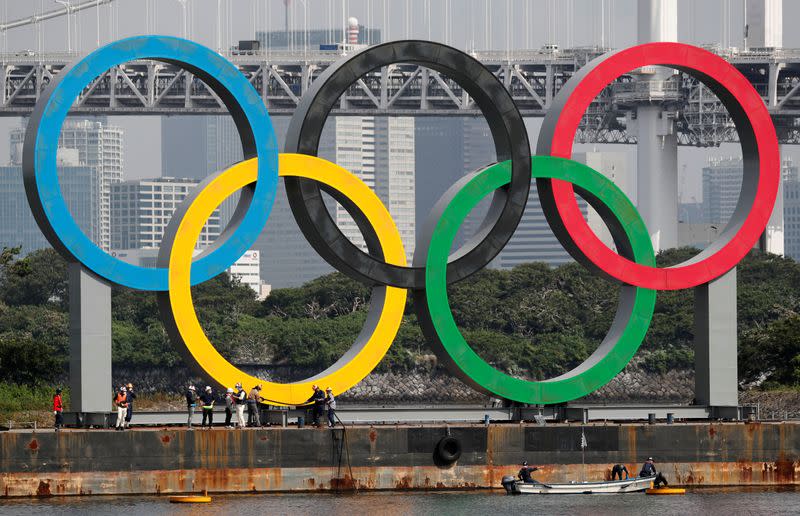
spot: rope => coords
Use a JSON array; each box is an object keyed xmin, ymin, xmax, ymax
[{"xmin": 334, "ymin": 411, "xmax": 356, "ymax": 492}]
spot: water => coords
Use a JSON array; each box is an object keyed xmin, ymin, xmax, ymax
[{"xmin": 1, "ymin": 488, "xmax": 798, "ymax": 516}]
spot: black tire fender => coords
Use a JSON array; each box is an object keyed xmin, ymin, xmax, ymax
[{"xmin": 434, "ymin": 436, "xmax": 462, "ymax": 465}]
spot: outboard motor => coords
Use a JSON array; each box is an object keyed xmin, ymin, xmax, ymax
[{"xmin": 501, "ymin": 475, "xmax": 518, "ymax": 495}]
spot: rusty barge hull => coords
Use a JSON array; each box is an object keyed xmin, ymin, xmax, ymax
[{"xmin": 1, "ymin": 422, "xmax": 798, "ymax": 497}]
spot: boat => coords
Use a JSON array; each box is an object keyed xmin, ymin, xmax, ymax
[{"xmin": 501, "ymin": 475, "xmax": 655, "ymax": 495}]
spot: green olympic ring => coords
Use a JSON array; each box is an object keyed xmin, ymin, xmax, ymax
[{"xmin": 422, "ymin": 156, "xmax": 657, "ymax": 404}]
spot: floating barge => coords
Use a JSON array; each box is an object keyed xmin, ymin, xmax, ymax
[{"xmin": 1, "ymin": 422, "xmax": 798, "ymax": 497}]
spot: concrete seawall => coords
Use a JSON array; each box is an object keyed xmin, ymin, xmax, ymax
[{"xmin": 1, "ymin": 422, "xmax": 799, "ymax": 497}]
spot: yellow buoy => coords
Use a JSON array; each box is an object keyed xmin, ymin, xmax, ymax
[
  {"xmin": 169, "ymin": 495, "xmax": 212, "ymax": 503},
  {"xmin": 646, "ymin": 487, "xmax": 686, "ymax": 495}
]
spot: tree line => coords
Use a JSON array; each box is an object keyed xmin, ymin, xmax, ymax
[{"xmin": 0, "ymin": 246, "xmax": 798, "ymax": 389}]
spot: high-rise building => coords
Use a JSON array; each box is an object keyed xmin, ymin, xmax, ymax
[
  {"xmin": 161, "ymin": 116, "xmax": 242, "ymax": 182},
  {"xmin": 414, "ymin": 118, "xmax": 464, "ymax": 234},
  {"xmin": 702, "ymin": 157, "xmax": 744, "ymax": 225},
  {"xmin": 110, "ymin": 177, "xmax": 220, "ymax": 251},
  {"xmin": 495, "ymin": 190, "xmax": 588, "ymax": 269},
  {"xmin": 414, "ymin": 118, "xmax": 497, "ymax": 256},
  {"xmin": 12, "ymin": 119, "xmax": 123, "ymax": 251},
  {"xmin": 0, "ymin": 149, "xmax": 100, "ymax": 253},
  {"xmin": 325, "ymin": 117, "xmax": 415, "ymax": 262},
  {"xmin": 254, "ymin": 116, "xmax": 415, "ymax": 288},
  {"xmin": 701, "ymin": 156, "xmax": 795, "ymax": 255},
  {"xmin": 784, "ymin": 181, "xmax": 800, "ymax": 260},
  {"xmin": 161, "ymin": 115, "xmax": 243, "ymax": 225},
  {"xmin": 575, "ymin": 151, "xmax": 629, "ymax": 250}
]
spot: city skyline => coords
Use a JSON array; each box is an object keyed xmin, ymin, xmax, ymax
[{"xmin": 0, "ymin": 1, "xmax": 798, "ymax": 276}]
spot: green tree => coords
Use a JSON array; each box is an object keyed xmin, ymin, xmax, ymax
[
  {"xmin": 0, "ymin": 332, "xmax": 63, "ymax": 384},
  {"xmin": 0, "ymin": 248, "xmax": 68, "ymax": 308}
]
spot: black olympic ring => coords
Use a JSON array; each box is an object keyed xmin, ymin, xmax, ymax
[{"xmin": 284, "ymin": 40, "xmax": 531, "ymax": 289}]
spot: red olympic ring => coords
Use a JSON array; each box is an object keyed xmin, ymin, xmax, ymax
[{"xmin": 540, "ymin": 42, "xmax": 780, "ymax": 290}]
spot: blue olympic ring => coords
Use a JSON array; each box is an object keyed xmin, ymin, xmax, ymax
[{"xmin": 23, "ymin": 36, "xmax": 279, "ymax": 290}]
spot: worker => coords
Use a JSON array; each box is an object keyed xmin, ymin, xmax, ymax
[
  {"xmin": 52, "ymin": 388, "xmax": 63, "ymax": 432},
  {"xmin": 200, "ymin": 386, "xmax": 215, "ymax": 429},
  {"xmin": 114, "ymin": 386, "xmax": 128, "ymax": 431},
  {"xmin": 325, "ymin": 387, "xmax": 337, "ymax": 428},
  {"xmin": 247, "ymin": 384, "xmax": 263, "ymax": 427},
  {"xmin": 224, "ymin": 387, "xmax": 235, "ymax": 428},
  {"xmin": 185, "ymin": 385, "xmax": 197, "ymax": 429},
  {"xmin": 640, "ymin": 457, "xmax": 669, "ymax": 488},
  {"xmin": 309, "ymin": 385, "xmax": 326, "ymax": 427},
  {"xmin": 611, "ymin": 464, "xmax": 629, "ymax": 480},
  {"xmin": 124, "ymin": 383, "xmax": 136, "ymax": 429},
  {"xmin": 234, "ymin": 382, "xmax": 247, "ymax": 429},
  {"xmin": 518, "ymin": 460, "xmax": 540, "ymax": 483}
]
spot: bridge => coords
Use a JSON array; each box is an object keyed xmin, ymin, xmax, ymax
[{"xmin": 2, "ymin": 45, "xmax": 800, "ymax": 145}]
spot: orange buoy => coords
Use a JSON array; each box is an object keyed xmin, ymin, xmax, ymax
[
  {"xmin": 169, "ymin": 490, "xmax": 212, "ymax": 503},
  {"xmin": 646, "ymin": 487, "xmax": 686, "ymax": 495}
]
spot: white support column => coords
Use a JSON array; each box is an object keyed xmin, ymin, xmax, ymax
[
  {"xmin": 744, "ymin": 0, "xmax": 782, "ymax": 49},
  {"xmin": 635, "ymin": 107, "xmax": 678, "ymax": 251},
  {"xmin": 636, "ymin": 0, "xmax": 678, "ymax": 252}
]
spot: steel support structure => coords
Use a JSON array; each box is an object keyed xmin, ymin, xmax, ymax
[
  {"xmin": 694, "ymin": 268, "xmax": 739, "ymax": 411},
  {"xmin": 66, "ymin": 263, "xmax": 112, "ymax": 426}
]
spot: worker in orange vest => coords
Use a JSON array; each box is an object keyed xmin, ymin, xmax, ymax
[{"xmin": 114, "ymin": 386, "xmax": 128, "ymax": 431}]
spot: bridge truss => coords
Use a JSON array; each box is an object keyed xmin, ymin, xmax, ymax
[{"xmin": 3, "ymin": 45, "xmax": 800, "ymax": 145}]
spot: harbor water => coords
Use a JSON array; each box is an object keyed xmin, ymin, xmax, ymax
[{"xmin": 1, "ymin": 488, "xmax": 798, "ymax": 516}]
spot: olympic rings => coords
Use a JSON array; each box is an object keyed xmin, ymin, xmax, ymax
[
  {"xmin": 23, "ymin": 37, "xmax": 780, "ymax": 406},
  {"xmin": 156, "ymin": 154, "xmax": 407, "ymax": 405},
  {"xmin": 284, "ymin": 40, "xmax": 531, "ymax": 289},
  {"xmin": 537, "ymin": 42, "xmax": 780, "ymax": 290},
  {"xmin": 23, "ymin": 36, "xmax": 279, "ymax": 291},
  {"xmin": 416, "ymin": 156, "xmax": 656, "ymax": 403}
]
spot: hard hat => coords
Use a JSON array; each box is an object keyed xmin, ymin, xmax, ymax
[
  {"xmin": 227, "ymin": 388, "xmax": 234, "ymax": 393},
  {"xmin": 326, "ymin": 387, "xmax": 332, "ymax": 392},
  {"xmin": 126, "ymin": 383, "xmax": 133, "ymax": 389},
  {"xmin": 205, "ymin": 386, "xmax": 212, "ymax": 391},
  {"xmin": 189, "ymin": 385, "xmax": 196, "ymax": 390}
]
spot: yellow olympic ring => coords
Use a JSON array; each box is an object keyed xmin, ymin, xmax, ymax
[{"xmin": 165, "ymin": 154, "xmax": 407, "ymax": 405}]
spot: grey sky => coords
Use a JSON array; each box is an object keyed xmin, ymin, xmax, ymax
[{"xmin": 1, "ymin": 0, "xmax": 799, "ymax": 199}]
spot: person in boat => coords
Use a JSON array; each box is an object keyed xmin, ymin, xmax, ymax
[
  {"xmin": 518, "ymin": 460, "xmax": 540, "ymax": 483},
  {"xmin": 611, "ymin": 463, "xmax": 629, "ymax": 480},
  {"xmin": 640, "ymin": 457, "xmax": 669, "ymax": 487}
]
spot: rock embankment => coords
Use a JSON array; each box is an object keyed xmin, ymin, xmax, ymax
[{"xmin": 110, "ymin": 365, "xmax": 798, "ymax": 414}]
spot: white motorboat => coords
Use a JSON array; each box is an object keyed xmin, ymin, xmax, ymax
[{"xmin": 501, "ymin": 475, "xmax": 655, "ymax": 495}]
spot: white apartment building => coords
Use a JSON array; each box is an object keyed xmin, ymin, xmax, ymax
[{"xmin": 110, "ymin": 177, "xmax": 220, "ymax": 251}]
